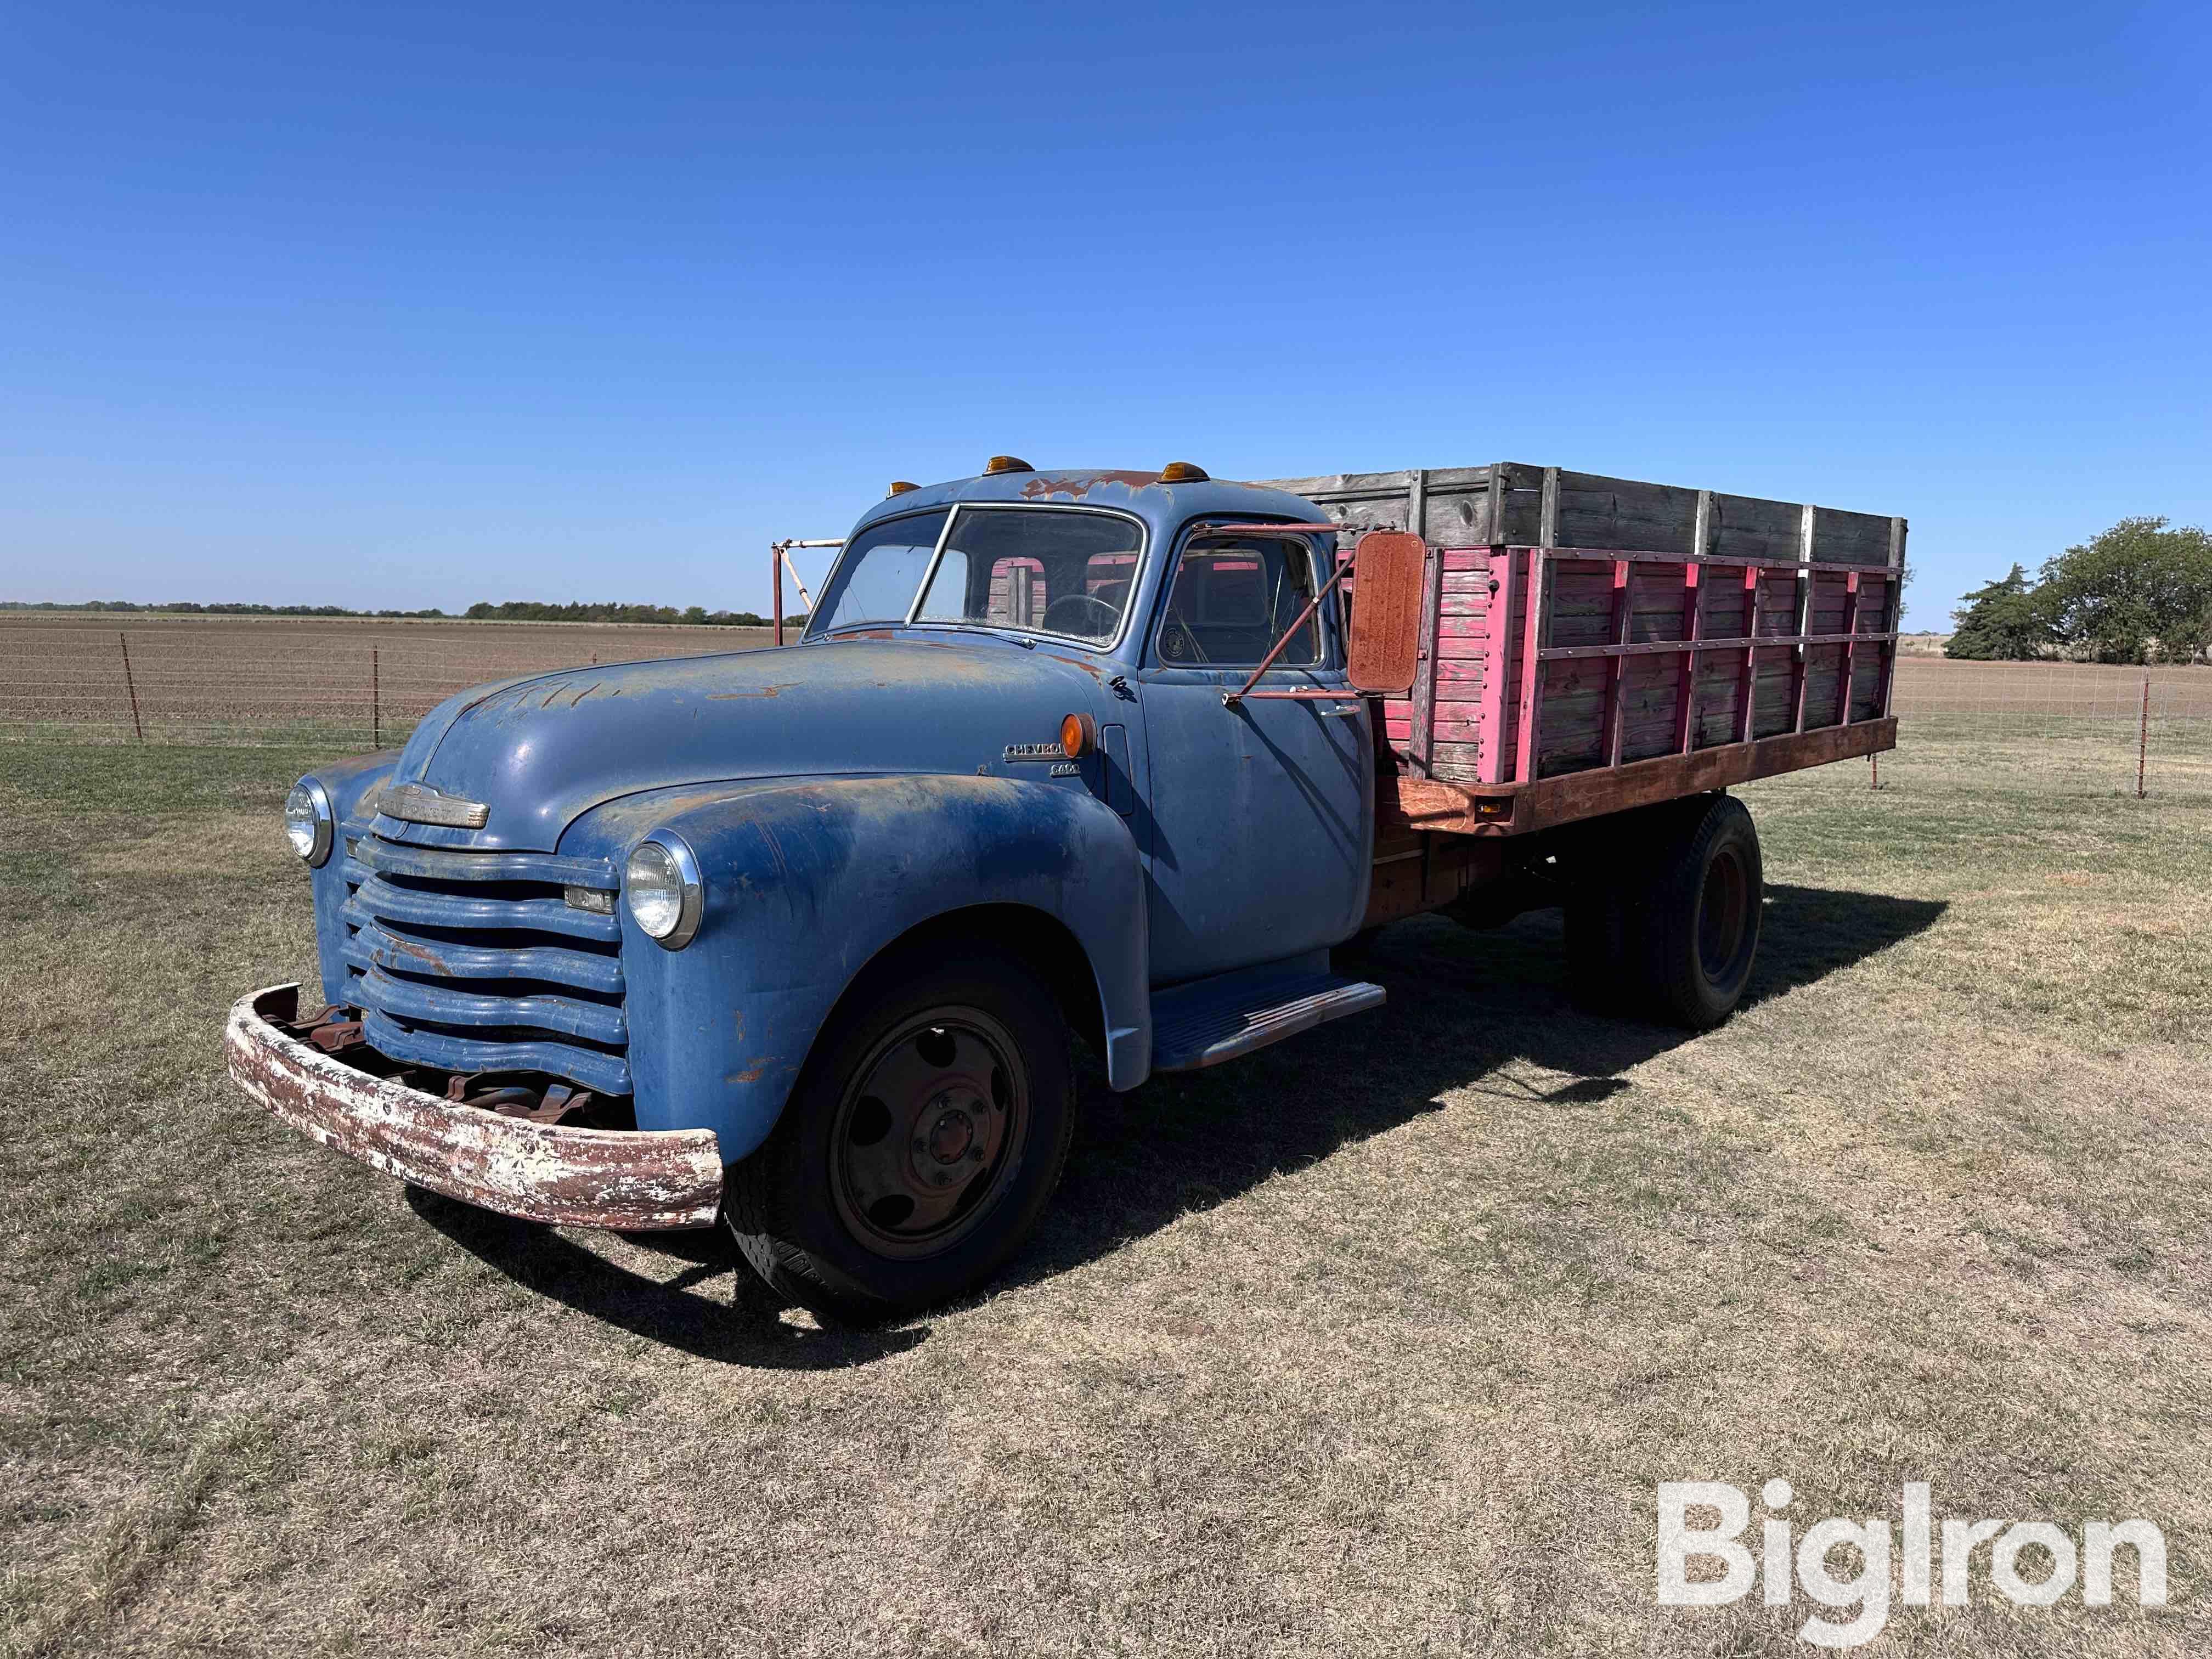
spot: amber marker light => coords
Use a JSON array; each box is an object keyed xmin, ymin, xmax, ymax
[
  {"xmin": 887, "ymin": 480, "xmax": 919, "ymax": 495},
  {"xmin": 1059, "ymin": 712, "xmax": 1096, "ymax": 758},
  {"xmin": 983, "ymin": 455, "xmax": 1034, "ymax": 475},
  {"xmin": 1158, "ymin": 460, "xmax": 1210, "ymax": 482}
]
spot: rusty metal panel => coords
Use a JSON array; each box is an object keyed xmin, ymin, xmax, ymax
[
  {"xmin": 225, "ymin": 985, "xmax": 724, "ymax": 1230},
  {"xmin": 1344, "ymin": 530, "xmax": 1424, "ymax": 695}
]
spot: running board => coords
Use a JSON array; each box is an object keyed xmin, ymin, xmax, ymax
[{"xmin": 1150, "ymin": 961, "xmax": 1386, "ymax": 1073}]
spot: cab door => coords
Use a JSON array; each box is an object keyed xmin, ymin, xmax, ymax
[{"xmin": 1135, "ymin": 529, "xmax": 1373, "ymax": 983}]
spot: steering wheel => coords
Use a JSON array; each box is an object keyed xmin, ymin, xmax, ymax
[{"xmin": 1041, "ymin": 592, "xmax": 1120, "ymax": 637}]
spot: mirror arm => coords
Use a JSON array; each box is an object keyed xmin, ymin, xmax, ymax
[{"xmin": 1221, "ymin": 558, "xmax": 1352, "ymax": 706}]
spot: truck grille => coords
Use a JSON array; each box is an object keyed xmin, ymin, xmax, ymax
[{"xmin": 336, "ymin": 833, "xmax": 632, "ymax": 1096}]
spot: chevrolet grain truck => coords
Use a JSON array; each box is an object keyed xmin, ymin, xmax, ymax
[{"xmin": 228, "ymin": 458, "xmax": 1903, "ymax": 1319}]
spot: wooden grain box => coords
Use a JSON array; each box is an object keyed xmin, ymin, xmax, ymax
[{"xmin": 1256, "ymin": 463, "xmax": 1904, "ymax": 835}]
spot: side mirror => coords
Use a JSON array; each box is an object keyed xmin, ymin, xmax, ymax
[{"xmin": 1345, "ymin": 530, "xmax": 1425, "ymax": 695}]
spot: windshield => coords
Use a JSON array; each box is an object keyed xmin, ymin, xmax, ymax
[{"xmin": 808, "ymin": 505, "xmax": 1144, "ymax": 644}]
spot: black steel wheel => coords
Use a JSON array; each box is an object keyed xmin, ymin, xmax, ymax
[
  {"xmin": 1634, "ymin": 793, "xmax": 1763, "ymax": 1029},
  {"xmin": 725, "ymin": 946, "xmax": 1075, "ymax": 1322},
  {"xmin": 827, "ymin": 1006, "xmax": 1029, "ymax": 1259}
]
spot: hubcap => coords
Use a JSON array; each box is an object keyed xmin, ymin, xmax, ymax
[{"xmin": 830, "ymin": 1009, "xmax": 1025, "ymax": 1259}]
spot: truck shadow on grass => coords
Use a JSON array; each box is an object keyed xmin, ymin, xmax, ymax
[
  {"xmin": 409, "ymin": 882, "xmax": 1943, "ymax": 1366},
  {"xmin": 1010, "ymin": 883, "xmax": 1946, "ymax": 1294}
]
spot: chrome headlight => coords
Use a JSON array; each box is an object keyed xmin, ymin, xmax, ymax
[
  {"xmin": 285, "ymin": 780, "xmax": 335, "ymax": 867},
  {"xmin": 625, "ymin": 834, "xmax": 703, "ymax": 949}
]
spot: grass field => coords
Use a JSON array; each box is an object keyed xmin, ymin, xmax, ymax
[{"xmin": 3, "ymin": 727, "xmax": 2209, "ymax": 1656}]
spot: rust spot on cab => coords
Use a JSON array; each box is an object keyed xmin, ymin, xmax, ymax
[{"xmin": 1020, "ymin": 471, "xmax": 1159, "ymax": 499}]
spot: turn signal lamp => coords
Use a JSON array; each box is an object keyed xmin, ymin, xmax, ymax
[
  {"xmin": 983, "ymin": 455, "xmax": 1034, "ymax": 475},
  {"xmin": 1159, "ymin": 461, "xmax": 1210, "ymax": 483},
  {"xmin": 887, "ymin": 481, "xmax": 919, "ymax": 496},
  {"xmin": 1059, "ymin": 712, "xmax": 1096, "ymax": 758}
]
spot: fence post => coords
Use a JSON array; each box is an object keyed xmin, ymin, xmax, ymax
[
  {"xmin": 1870, "ymin": 752, "xmax": 1879, "ymax": 791},
  {"xmin": 2137, "ymin": 675, "xmax": 2149, "ymax": 799},
  {"xmin": 372, "ymin": 647, "xmax": 381, "ymax": 748},
  {"xmin": 118, "ymin": 631, "xmax": 144, "ymax": 743}
]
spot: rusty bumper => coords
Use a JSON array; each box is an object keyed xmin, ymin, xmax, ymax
[{"xmin": 225, "ymin": 985, "xmax": 724, "ymax": 1230}]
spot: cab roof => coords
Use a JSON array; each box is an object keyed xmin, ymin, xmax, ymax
[{"xmin": 846, "ymin": 467, "xmax": 1328, "ymax": 542}]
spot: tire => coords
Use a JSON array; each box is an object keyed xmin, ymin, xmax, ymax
[
  {"xmin": 1561, "ymin": 882, "xmax": 1632, "ymax": 1013},
  {"xmin": 1331, "ymin": 925, "xmax": 1384, "ymax": 968},
  {"xmin": 724, "ymin": 946, "xmax": 1076, "ymax": 1323},
  {"xmin": 1630, "ymin": 793, "xmax": 1763, "ymax": 1029}
]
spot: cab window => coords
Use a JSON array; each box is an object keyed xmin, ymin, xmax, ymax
[
  {"xmin": 913, "ymin": 507, "xmax": 1143, "ymax": 642},
  {"xmin": 1156, "ymin": 535, "xmax": 1324, "ymax": 667}
]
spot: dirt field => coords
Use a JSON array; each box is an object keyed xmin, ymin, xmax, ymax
[
  {"xmin": 0, "ymin": 615, "xmax": 775, "ymax": 744},
  {"xmin": 2, "ymin": 728, "xmax": 2207, "ymax": 1656}
]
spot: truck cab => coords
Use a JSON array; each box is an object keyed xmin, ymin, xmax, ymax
[{"xmin": 229, "ymin": 456, "xmax": 1899, "ymax": 1319}]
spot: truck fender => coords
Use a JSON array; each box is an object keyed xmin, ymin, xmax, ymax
[{"xmin": 582, "ymin": 774, "xmax": 1150, "ymax": 1163}]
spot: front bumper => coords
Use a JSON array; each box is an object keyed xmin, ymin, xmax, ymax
[{"xmin": 224, "ymin": 985, "xmax": 724, "ymax": 1230}]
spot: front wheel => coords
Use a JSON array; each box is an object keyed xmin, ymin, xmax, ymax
[{"xmin": 724, "ymin": 946, "xmax": 1076, "ymax": 1323}]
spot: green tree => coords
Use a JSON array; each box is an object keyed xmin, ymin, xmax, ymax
[
  {"xmin": 2036, "ymin": 517, "xmax": 2212, "ymax": 664},
  {"xmin": 1944, "ymin": 564, "xmax": 2050, "ymax": 660}
]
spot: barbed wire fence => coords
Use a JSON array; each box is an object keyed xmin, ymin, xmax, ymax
[{"xmin": 5, "ymin": 623, "xmax": 2210, "ymax": 797}]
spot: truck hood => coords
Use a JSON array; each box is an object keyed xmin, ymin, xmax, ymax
[{"xmin": 373, "ymin": 636, "xmax": 1113, "ymax": 851}]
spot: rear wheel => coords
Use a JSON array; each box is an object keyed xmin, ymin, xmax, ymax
[
  {"xmin": 1560, "ymin": 794, "xmax": 1763, "ymax": 1028},
  {"xmin": 1562, "ymin": 882, "xmax": 1632, "ymax": 1013},
  {"xmin": 724, "ymin": 946, "xmax": 1075, "ymax": 1323},
  {"xmin": 1629, "ymin": 794, "xmax": 1763, "ymax": 1028}
]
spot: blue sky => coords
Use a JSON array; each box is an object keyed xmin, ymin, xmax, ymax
[{"xmin": 2, "ymin": 1, "xmax": 2205, "ymax": 628}]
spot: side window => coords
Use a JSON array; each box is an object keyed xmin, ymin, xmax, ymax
[{"xmin": 1156, "ymin": 537, "xmax": 1323, "ymax": 667}]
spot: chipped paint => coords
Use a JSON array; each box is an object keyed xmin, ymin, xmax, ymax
[
  {"xmin": 1019, "ymin": 470, "xmax": 1161, "ymax": 499},
  {"xmin": 225, "ymin": 985, "xmax": 723, "ymax": 1230}
]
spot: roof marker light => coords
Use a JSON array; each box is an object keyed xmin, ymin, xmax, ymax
[
  {"xmin": 983, "ymin": 455, "xmax": 1034, "ymax": 475},
  {"xmin": 887, "ymin": 481, "xmax": 919, "ymax": 495},
  {"xmin": 1159, "ymin": 461, "xmax": 1210, "ymax": 483}
]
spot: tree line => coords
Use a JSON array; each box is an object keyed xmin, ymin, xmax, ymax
[
  {"xmin": 460, "ymin": 601, "xmax": 795, "ymax": 626},
  {"xmin": 1, "ymin": 599, "xmax": 804, "ymax": 626},
  {"xmin": 1948, "ymin": 517, "xmax": 2212, "ymax": 663}
]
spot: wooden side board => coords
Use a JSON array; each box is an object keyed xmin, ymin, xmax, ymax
[
  {"xmin": 1259, "ymin": 462, "xmax": 1901, "ymax": 568},
  {"xmin": 1379, "ymin": 716, "xmax": 1897, "ymax": 838}
]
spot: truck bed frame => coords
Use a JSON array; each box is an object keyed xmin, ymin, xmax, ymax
[{"xmin": 1258, "ymin": 462, "xmax": 1903, "ymax": 924}]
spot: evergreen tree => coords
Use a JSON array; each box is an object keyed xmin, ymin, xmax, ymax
[{"xmin": 1944, "ymin": 565, "xmax": 2049, "ymax": 660}]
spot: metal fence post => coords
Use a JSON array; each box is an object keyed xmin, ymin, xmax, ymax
[
  {"xmin": 2137, "ymin": 675, "xmax": 2150, "ymax": 799},
  {"xmin": 118, "ymin": 630, "xmax": 144, "ymax": 742},
  {"xmin": 372, "ymin": 646, "xmax": 381, "ymax": 748}
]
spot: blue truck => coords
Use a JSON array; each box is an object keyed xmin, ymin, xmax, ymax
[{"xmin": 229, "ymin": 458, "xmax": 1902, "ymax": 1319}]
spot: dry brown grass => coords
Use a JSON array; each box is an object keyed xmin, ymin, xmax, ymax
[{"xmin": 2, "ymin": 733, "xmax": 2209, "ymax": 1656}]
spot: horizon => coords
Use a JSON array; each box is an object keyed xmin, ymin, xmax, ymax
[{"xmin": 4, "ymin": 1, "xmax": 2207, "ymax": 632}]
